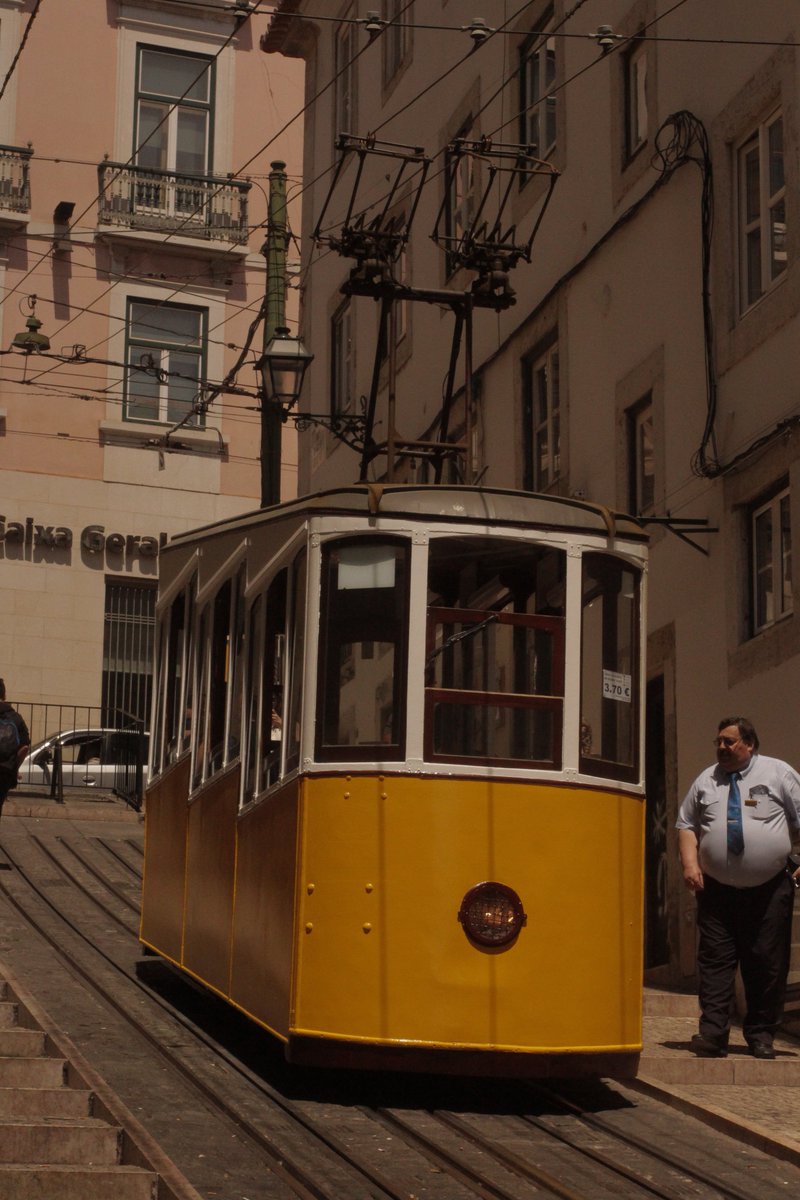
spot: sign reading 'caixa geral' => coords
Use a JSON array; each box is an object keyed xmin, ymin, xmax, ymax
[{"xmin": 0, "ymin": 515, "xmax": 166, "ymax": 559}]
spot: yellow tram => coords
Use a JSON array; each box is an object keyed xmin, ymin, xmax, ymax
[{"xmin": 140, "ymin": 485, "xmax": 648, "ymax": 1076}]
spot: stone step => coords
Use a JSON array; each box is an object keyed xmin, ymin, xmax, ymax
[
  {"xmin": 0, "ymin": 1028, "xmax": 46, "ymax": 1057},
  {"xmin": 639, "ymin": 1050, "xmax": 800, "ymax": 1086},
  {"xmin": 0, "ymin": 1086, "xmax": 92, "ymax": 1119},
  {"xmin": 0, "ymin": 1056, "xmax": 66, "ymax": 1088},
  {"xmin": 0, "ymin": 1001, "xmax": 19, "ymax": 1029},
  {"xmin": 0, "ymin": 1164, "xmax": 159, "ymax": 1200},
  {"xmin": 643, "ymin": 989, "xmax": 698, "ymax": 1017},
  {"xmin": 0, "ymin": 1118, "xmax": 121, "ymax": 1165}
]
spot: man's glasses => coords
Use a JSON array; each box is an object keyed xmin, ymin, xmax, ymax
[{"xmin": 714, "ymin": 736, "xmax": 739, "ymax": 748}]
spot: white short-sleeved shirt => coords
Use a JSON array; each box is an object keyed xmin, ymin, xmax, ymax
[{"xmin": 676, "ymin": 753, "xmax": 800, "ymax": 887}]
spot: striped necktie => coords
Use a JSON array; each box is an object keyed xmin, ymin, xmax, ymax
[{"xmin": 727, "ymin": 771, "xmax": 744, "ymax": 855}]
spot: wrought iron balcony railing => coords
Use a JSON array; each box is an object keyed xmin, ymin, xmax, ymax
[
  {"xmin": 97, "ymin": 160, "xmax": 251, "ymax": 244},
  {"xmin": 0, "ymin": 144, "xmax": 32, "ymax": 214}
]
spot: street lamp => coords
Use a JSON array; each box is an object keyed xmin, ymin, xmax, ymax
[
  {"xmin": 256, "ymin": 326, "xmax": 313, "ymax": 407},
  {"xmin": 256, "ymin": 325, "xmax": 313, "ymax": 507}
]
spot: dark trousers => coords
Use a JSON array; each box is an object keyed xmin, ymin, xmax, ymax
[{"xmin": 697, "ymin": 870, "xmax": 794, "ymax": 1044}]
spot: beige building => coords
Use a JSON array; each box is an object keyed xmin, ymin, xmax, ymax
[
  {"xmin": 265, "ymin": 1, "xmax": 800, "ymax": 983},
  {"xmin": 0, "ymin": 0, "xmax": 303, "ymax": 721}
]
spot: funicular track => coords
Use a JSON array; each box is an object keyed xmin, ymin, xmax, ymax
[{"xmin": 0, "ymin": 820, "xmax": 798, "ymax": 1200}]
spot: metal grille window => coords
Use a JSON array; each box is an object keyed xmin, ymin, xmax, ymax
[
  {"xmin": 739, "ymin": 108, "xmax": 787, "ymax": 312},
  {"xmin": 102, "ymin": 579, "xmax": 157, "ymax": 725},
  {"xmin": 125, "ymin": 298, "xmax": 206, "ymax": 425},
  {"xmin": 519, "ymin": 17, "xmax": 556, "ymax": 161},
  {"xmin": 751, "ymin": 485, "xmax": 792, "ymax": 634}
]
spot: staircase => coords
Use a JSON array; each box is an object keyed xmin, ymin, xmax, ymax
[{"xmin": 0, "ymin": 966, "xmax": 201, "ymax": 1200}]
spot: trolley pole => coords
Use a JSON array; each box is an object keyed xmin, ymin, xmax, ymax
[{"xmin": 260, "ymin": 161, "xmax": 288, "ymax": 508}]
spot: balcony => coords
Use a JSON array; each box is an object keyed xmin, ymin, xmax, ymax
[
  {"xmin": 97, "ymin": 160, "xmax": 251, "ymax": 248},
  {"xmin": 0, "ymin": 144, "xmax": 32, "ymax": 228}
]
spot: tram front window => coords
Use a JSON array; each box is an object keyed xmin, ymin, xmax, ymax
[
  {"xmin": 317, "ymin": 540, "xmax": 409, "ymax": 760},
  {"xmin": 580, "ymin": 553, "xmax": 641, "ymax": 781},
  {"xmin": 426, "ymin": 538, "xmax": 565, "ymax": 767}
]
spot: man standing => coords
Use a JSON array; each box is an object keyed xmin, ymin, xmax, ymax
[
  {"xmin": 677, "ymin": 717, "xmax": 800, "ymax": 1059},
  {"xmin": 0, "ymin": 679, "xmax": 29, "ymax": 821}
]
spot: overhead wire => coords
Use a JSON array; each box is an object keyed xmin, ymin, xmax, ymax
[{"xmin": 1, "ymin": 0, "xmax": 726, "ymax": 445}]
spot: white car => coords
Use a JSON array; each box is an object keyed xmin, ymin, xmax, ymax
[{"xmin": 20, "ymin": 728, "xmax": 149, "ymax": 790}]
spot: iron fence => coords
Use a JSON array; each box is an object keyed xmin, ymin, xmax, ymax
[
  {"xmin": 9, "ymin": 701, "xmax": 148, "ymax": 811},
  {"xmin": 0, "ymin": 144, "xmax": 32, "ymax": 214},
  {"xmin": 97, "ymin": 161, "xmax": 250, "ymax": 244}
]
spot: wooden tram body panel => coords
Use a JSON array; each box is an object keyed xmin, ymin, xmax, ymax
[
  {"xmin": 140, "ymin": 486, "xmax": 648, "ymax": 1073},
  {"xmin": 142, "ymin": 768, "xmax": 644, "ymax": 1060},
  {"xmin": 294, "ymin": 774, "xmax": 643, "ymax": 1054}
]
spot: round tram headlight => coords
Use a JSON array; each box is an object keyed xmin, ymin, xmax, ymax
[{"xmin": 458, "ymin": 882, "xmax": 526, "ymax": 948}]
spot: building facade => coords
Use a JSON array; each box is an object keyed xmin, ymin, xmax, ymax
[
  {"xmin": 265, "ymin": 0, "xmax": 800, "ymax": 984},
  {"xmin": 0, "ymin": 0, "xmax": 303, "ymax": 723}
]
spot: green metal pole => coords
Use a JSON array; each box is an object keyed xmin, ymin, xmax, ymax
[{"xmin": 261, "ymin": 160, "xmax": 288, "ymax": 507}]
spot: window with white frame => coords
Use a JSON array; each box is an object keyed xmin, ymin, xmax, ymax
[
  {"xmin": 334, "ymin": 8, "xmax": 357, "ymax": 137},
  {"xmin": 331, "ymin": 297, "xmax": 354, "ymax": 415},
  {"xmin": 624, "ymin": 36, "xmax": 648, "ymax": 159},
  {"xmin": 383, "ymin": 0, "xmax": 412, "ymax": 85},
  {"xmin": 627, "ymin": 394, "xmax": 654, "ymax": 514},
  {"xmin": 125, "ymin": 299, "xmax": 206, "ymax": 425},
  {"xmin": 135, "ymin": 46, "xmax": 214, "ymax": 178},
  {"xmin": 519, "ymin": 14, "xmax": 556, "ymax": 161},
  {"xmin": 445, "ymin": 121, "xmax": 477, "ymax": 274},
  {"xmin": 738, "ymin": 108, "xmax": 787, "ymax": 312},
  {"xmin": 751, "ymin": 485, "xmax": 792, "ymax": 634},
  {"xmin": 526, "ymin": 341, "xmax": 560, "ymax": 491}
]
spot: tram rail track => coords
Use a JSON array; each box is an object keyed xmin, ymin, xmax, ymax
[{"xmin": 0, "ymin": 822, "xmax": 798, "ymax": 1200}]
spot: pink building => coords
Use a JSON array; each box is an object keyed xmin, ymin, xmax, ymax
[{"xmin": 0, "ymin": 0, "xmax": 303, "ymax": 720}]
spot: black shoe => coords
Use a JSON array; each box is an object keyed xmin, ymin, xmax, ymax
[
  {"xmin": 691, "ymin": 1033, "xmax": 728, "ymax": 1058},
  {"xmin": 748, "ymin": 1040, "xmax": 776, "ymax": 1060}
]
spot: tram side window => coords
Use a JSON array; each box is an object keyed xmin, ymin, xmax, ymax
[
  {"xmin": 285, "ymin": 551, "xmax": 307, "ymax": 773},
  {"xmin": 316, "ymin": 540, "xmax": 409, "ymax": 761},
  {"xmin": 580, "ymin": 553, "xmax": 641, "ymax": 781},
  {"xmin": 180, "ymin": 582, "xmax": 195, "ymax": 758},
  {"xmin": 226, "ymin": 565, "xmax": 246, "ymax": 765},
  {"xmin": 208, "ymin": 579, "xmax": 232, "ymax": 774},
  {"xmin": 242, "ymin": 571, "xmax": 287, "ymax": 805},
  {"xmin": 192, "ymin": 606, "xmax": 209, "ymax": 790},
  {"xmin": 156, "ymin": 577, "xmax": 195, "ymax": 772},
  {"xmin": 426, "ymin": 537, "xmax": 565, "ymax": 767}
]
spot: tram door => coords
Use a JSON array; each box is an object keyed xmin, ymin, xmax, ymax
[{"xmin": 644, "ymin": 675, "xmax": 669, "ymax": 968}]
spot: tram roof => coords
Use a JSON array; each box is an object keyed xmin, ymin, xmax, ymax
[{"xmin": 166, "ymin": 486, "xmax": 647, "ymax": 552}]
